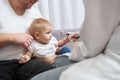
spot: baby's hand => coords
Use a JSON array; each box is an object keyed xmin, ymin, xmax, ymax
[
  {"xmin": 66, "ymin": 32, "xmax": 80, "ymax": 42},
  {"xmin": 19, "ymin": 55, "xmax": 30, "ymax": 64},
  {"xmin": 60, "ymin": 31, "xmax": 80, "ymax": 39}
]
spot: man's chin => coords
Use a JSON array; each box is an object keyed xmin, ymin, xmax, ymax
[
  {"xmin": 26, "ymin": 5, "xmax": 32, "ymax": 9},
  {"xmin": 27, "ymin": 7, "xmax": 32, "ymax": 9}
]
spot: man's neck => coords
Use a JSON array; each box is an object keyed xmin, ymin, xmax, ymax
[{"xmin": 8, "ymin": 0, "xmax": 26, "ymax": 16}]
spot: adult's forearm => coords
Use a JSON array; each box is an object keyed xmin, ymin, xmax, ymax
[
  {"xmin": 0, "ymin": 33, "xmax": 33, "ymax": 47},
  {"xmin": 0, "ymin": 33, "xmax": 13, "ymax": 47}
]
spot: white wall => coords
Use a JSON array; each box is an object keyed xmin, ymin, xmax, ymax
[{"xmin": 38, "ymin": 0, "xmax": 85, "ymax": 30}]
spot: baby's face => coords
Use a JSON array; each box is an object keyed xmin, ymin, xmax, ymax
[{"xmin": 37, "ymin": 26, "xmax": 52, "ymax": 44}]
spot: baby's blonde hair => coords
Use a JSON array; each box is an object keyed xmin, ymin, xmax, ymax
[{"xmin": 29, "ymin": 18, "xmax": 52, "ymax": 38}]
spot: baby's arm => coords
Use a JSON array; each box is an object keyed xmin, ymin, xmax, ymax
[
  {"xmin": 58, "ymin": 31, "xmax": 80, "ymax": 46},
  {"xmin": 57, "ymin": 36, "xmax": 71, "ymax": 47},
  {"xmin": 19, "ymin": 51, "xmax": 32, "ymax": 64}
]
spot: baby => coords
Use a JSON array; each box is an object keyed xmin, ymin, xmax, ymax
[{"xmin": 19, "ymin": 18, "xmax": 73, "ymax": 65}]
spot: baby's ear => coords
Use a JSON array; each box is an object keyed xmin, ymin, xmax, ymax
[{"xmin": 34, "ymin": 32, "xmax": 40, "ymax": 40}]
